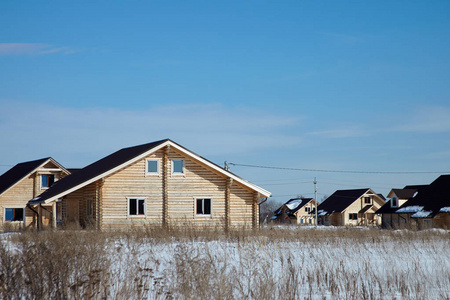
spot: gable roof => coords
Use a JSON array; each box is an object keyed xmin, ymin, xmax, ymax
[
  {"xmin": 29, "ymin": 139, "xmax": 271, "ymax": 205},
  {"xmin": 273, "ymin": 197, "xmax": 314, "ymax": 217},
  {"xmin": 395, "ymin": 175, "xmax": 450, "ymax": 218},
  {"xmin": 0, "ymin": 157, "xmax": 68, "ymax": 196},
  {"xmin": 391, "ymin": 188, "xmax": 418, "ymax": 199},
  {"xmin": 378, "ymin": 185, "xmax": 428, "ymax": 214},
  {"xmin": 316, "ymin": 188, "xmax": 371, "ymax": 215}
]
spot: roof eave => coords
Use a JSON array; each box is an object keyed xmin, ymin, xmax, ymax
[{"xmin": 29, "ymin": 140, "xmax": 271, "ymax": 205}]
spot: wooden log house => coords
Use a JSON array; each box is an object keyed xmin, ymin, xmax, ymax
[
  {"xmin": 28, "ymin": 139, "xmax": 271, "ymax": 230},
  {"xmin": 0, "ymin": 158, "xmax": 70, "ymax": 231}
]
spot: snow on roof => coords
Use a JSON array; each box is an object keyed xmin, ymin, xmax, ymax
[
  {"xmin": 411, "ymin": 211, "xmax": 433, "ymax": 218},
  {"xmin": 318, "ymin": 209, "xmax": 328, "ymax": 216},
  {"xmin": 439, "ymin": 207, "xmax": 450, "ymax": 213},
  {"xmin": 396, "ymin": 206, "xmax": 424, "ymax": 213},
  {"xmin": 285, "ymin": 199, "xmax": 303, "ymax": 210}
]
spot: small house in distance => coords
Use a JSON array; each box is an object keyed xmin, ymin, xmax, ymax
[
  {"xmin": 28, "ymin": 139, "xmax": 271, "ymax": 230},
  {"xmin": 0, "ymin": 158, "xmax": 70, "ymax": 231},
  {"xmin": 272, "ymin": 197, "xmax": 318, "ymax": 225},
  {"xmin": 376, "ymin": 185, "xmax": 426, "ymax": 228},
  {"xmin": 316, "ymin": 188, "xmax": 385, "ymax": 226},
  {"xmin": 392, "ymin": 175, "xmax": 450, "ymax": 229}
]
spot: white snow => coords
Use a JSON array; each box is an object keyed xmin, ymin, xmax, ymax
[
  {"xmin": 285, "ymin": 199, "xmax": 303, "ymax": 210},
  {"xmin": 411, "ymin": 211, "xmax": 432, "ymax": 218},
  {"xmin": 1, "ymin": 229, "xmax": 450, "ymax": 299},
  {"xmin": 396, "ymin": 205, "xmax": 424, "ymax": 213},
  {"xmin": 440, "ymin": 207, "xmax": 450, "ymax": 213},
  {"xmin": 318, "ymin": 209, "xmax": 328, "ymax": 216}
]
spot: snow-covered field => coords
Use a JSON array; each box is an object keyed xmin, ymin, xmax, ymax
[{"xmin": 1, "ymin": 226, "xmax": 449, "ymax": 299}]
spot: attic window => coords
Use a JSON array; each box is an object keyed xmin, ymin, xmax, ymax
[
  {"xmin": 5, "ymin": 208, "xmax": 24, "ymax": 222},
  {"xmin": 146, "ymin": 159, "xmax": 159, "ymax": 175},
  {"xmin": 172, "ymin": 159, "xmax": 184, "ymax": 175},
  {"xmin": 41, "ymin": 174, "xmax": 55, "ymax": 188},
  {"xmin": 305, "ymin": 207, "xmax": 311, "ymax": 213},
  {"xmin": 391, "ymin": 197, "xmax": 398, "ymax": 208},
  {"xmin": 364, "ymin": 197, "xmax": 371, "ymax": 204},
  {"xmin": 129, "ymin": 198, "xmax": 145, "ymax": 216}
]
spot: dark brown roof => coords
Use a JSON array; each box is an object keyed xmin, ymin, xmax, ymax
[
  {"xmin": 392, "ymin": 188, "xmax": 418, "ymax": 199},
  {"xmin": 377, "ymin": 186, "xmax": 428, "ymax": 214},
  {"xmin": 404, "ymin": 184, "xmax": 428, "ymax": 190},
  {"xmin": 30, "ymin": 139, "xmax": 168, "ymax": 204},
  {"xmin": 0, "ymin": 158, "xmax": 50, "ymax": 195},
  {"xmin": 317, "ymin": 188, "xmax": 370, "ymax": 215},
  {"xmin": 274, "ymin": 197, "xmax": 314, "ymax": 217},
  {"xmin": 359, "ymin": 205, "xmax": 373, "ymax": 214},
  {"xmin": 396, "ymin": 175, "xmax": 450, "ymax": 218}
]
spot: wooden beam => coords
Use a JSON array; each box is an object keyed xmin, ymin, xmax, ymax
[
  {"xmin": 96, "ymin": 180, "xmax": 104, "ymax": 231},
  {"xmin": 52, "ymin": 202, "xmax": 57, "ymax": 229},
  {"xmin": 253, "ymin": 192, "xmax": 259, "ymax": 229},
  {"xmin": 225, "ymin": 178, "xmax": 232, "ymax": 231},
  {"xmin": 38, "ymin": 205, "xmax": 43, "ymax": 231},
  {"xmin": 162, "ymin": 146, "xmax": 169, "ymax": 228}
]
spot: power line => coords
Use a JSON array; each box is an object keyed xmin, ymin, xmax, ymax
[{"xmin": 228, "ymin": 163, "xmax": 449, "ymax": 175}]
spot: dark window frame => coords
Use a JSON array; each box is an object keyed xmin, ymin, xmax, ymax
[
  {"xmin": 196, "ymin": 198, "xmax": 212, "ymax": 215},
  {"xmin": 129, "ymin": 198, "xmax": 145, "ymax": 216},
  {"xmin": 41, "ymin": 174, "xmax": 55, "ymax": 188},
  {"xmin": 391, "ymin": 197, "xmax": 398, "ymax": 208},
  {"xmin": 5, "ymin": 208, "xmax": 24, "ymax": 222}
]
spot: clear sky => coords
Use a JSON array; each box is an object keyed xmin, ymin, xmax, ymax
[{"xmin": 1, "ymin": 1, "xmax": 450, "ymax": 203}]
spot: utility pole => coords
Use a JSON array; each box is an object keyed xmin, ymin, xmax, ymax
[{"xmin": 314, "ymin": 177, "xmax": 318, "ymax": 226}]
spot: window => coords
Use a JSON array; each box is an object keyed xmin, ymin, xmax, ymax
[
  {"xmin": 196, "ymin": 198, "xmax": 211, "ymax": 215},
  {"xmin": 5, "ymin": 208, "xmax": 24, "ymax": 222},
  {"xmin": 146, "ymin": 159, "xmax": 159, "ymax": 175},
  {"xmin": 172, "ymin": 159, "xmax": 184, "ymax": 174},
  {"xmin": 349, "ymin": 213, "xmax": 358, "ymax": 220},
  {"xmin": 305, "ymin": 207, "xmax": 311, "ymax": 213},
  {"xmin": 364, "ymin": 197, "xmax": 371, "ymax": 204},
  {"xmin": 41, "ymin": 174, "xmax": 55, "ymax": 188},
  {"xmin": 87, "ymin": 199, "xmax": 93, "ymax": 216},
  {"xmin": 391, "ymin": 197, "xmax": 398, "ymax": 208},
  {"xmin": 129, "ymin": 198, "xmax": 145, "ymax": 216}
]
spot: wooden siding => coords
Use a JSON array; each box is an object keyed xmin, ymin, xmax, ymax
[
  {"xmin": 0, "ymin": 162, "xmax": 68, "ymax": 231},
  {"xmin": 230, "ymin": 182, "xmax": 255, "ymax": 228},
  {"xmin": 63, "ymin": 146, "xmax": 261, "ymax": 230},
  {"xmin": 294, "ymin": 200, "xmax": 317, "ymax": 225},
  {"xmin": 0, "ymin": 174, "xmax": 35, "ymax": 230},
  {"xmin": 101, "ymin": 150, "xmax": 164, "ymax": 230},
  {"xmin": 342, "ymin": 193, "xmax": 385, "ymax": 226}
]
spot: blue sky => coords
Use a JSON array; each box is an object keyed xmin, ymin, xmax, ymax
[{"xmin": 1, "ymin": 1, "xmax": 450, "ymax": 202}]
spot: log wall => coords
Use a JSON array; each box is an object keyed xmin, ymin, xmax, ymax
[{"xmin": 66, "ymin": 147, "xmax": 260, "ymax": 230}]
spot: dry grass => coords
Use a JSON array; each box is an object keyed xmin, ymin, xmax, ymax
[{"xmin": 0, "ymin": 226, "xmax": 449, "ymax": 299}]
